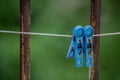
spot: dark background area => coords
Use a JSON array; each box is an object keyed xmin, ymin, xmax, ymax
[{"xmin": 0, "ymin": 0, "xmax": 120, "ymax": 80}]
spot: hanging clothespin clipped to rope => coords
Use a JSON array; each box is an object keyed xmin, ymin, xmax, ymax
[{"xmin": 67, "ymin": 25, "xmax": 94, "ymax": 68}]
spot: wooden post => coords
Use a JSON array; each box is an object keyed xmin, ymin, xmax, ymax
[
  {"xmin": 89, "ymin": 0, "xmax": 101, "ymax": 80},
  {"xmin": 20, "ymin": 0, "xmax": 30, "ymax": 80}
]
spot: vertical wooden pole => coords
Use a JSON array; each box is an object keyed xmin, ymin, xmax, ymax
[
  {"xmin": 20, "ymin": 0, "xmax": 30, "ymax": 80},
  {"xmin": 89, "ymin": 0, "xmax": 101, "ymax": 80}
]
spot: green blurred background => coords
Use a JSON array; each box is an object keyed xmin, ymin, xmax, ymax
[{"xmin": 0, "ymin": 0, "xmax": 120, "ymax": 80}]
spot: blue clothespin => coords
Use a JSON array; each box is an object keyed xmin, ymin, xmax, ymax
[
  {"xmin": 67, "ymin": 25, "xmax": 84, "ymax": 67},
  {"xmin": 67, "ymin": 25, "xmax": 94, "ymax": 67},
  {"xmin": 84, "ymin": 25, "xmax": 94, "ymax": 67}
]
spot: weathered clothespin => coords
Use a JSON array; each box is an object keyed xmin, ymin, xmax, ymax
[{"xmin": 67, "ymin": 25, "xmax": 94, "ymax": 67}]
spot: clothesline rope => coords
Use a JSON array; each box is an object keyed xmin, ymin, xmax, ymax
[
  {"xmin": 0, "ymin": 30, "xmax": 72, "ymax": 38},
  {"xmin": 0, "ymin": 30, "xmax": 120, "ymax": 38}
]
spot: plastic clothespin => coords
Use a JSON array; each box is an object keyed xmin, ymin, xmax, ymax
[
  {"xmin": 67, "ymin": 25, "xmax": 84, "ymax": 67},
  {"xmin": 67, "ymin": 25, "xmax": 94, "ymax": 67},
  {"xmin": 84, "ymin": 25, "xmax": 94, "ymax": 67}
]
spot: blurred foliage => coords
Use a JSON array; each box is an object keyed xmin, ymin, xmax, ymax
[{"xmin": 0, "ymin": 0, "xmax": 120, "ymax": 80}]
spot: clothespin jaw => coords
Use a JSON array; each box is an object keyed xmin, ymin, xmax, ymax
[
  {"xmin": 84, "ymin": 25, "xmax": 94, "ymax": 67},
  {"xmin": 67, "ymin": 25, "xmax": 84, "ymax": 67}
]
